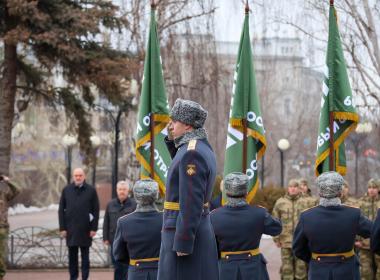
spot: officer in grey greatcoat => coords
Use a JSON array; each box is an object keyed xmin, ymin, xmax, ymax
[{"xmin": 157, "ymin": 99, "xmax": 219, "ymax": 280}]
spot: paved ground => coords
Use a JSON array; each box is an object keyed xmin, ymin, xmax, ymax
[
  {"xmin": 5, "ymin": 268, "xmax": 113, "ymax": 280},
  {"xmin": 6, "ymin": 210, "xmax": 281, "ymax": 279}
]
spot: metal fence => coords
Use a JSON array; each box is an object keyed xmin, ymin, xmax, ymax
[{"xmin": 7, "ymin": 226, "xmax": 111, "ymax": 268}]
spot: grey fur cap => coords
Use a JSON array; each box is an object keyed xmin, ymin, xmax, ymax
[
  {"xmin": 170, "ymin": 98, "xmax": 208, "ymax": 128},
  {"xmin": 224, "ymin": 172, "xmax": 249, "ymax": 197},
  {"xmin": 133, "ymin": 179, "xmax": 159, "ymax": 206},
  {"xmin": 316, "ymin": 171, "xmax": 344, "ymax": 199}
]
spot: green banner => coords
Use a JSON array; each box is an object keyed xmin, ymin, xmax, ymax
[
  {"xmin": 223, "ymin": 11, "xmax": 266, "ymax": 203},
  {"xmin": 135, "ymin": 7, "xmax": 171, "ymax": 193},
  {"xmin": 315, "ymin": 5, "xmax": 359, "ymax": 176}
]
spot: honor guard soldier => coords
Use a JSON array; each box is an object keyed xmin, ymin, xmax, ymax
[
  {"xmin": 158, "ymin": 99, "xmax": 219, "ymax": 280},
  {"xmin": 293, "ymin": 171, "xmax": 372, "ymax": 280},
  {"xmin": 210, "ymin": 172, "xmax": 282, "ymax": 280},
  {"xmin": 113, "ymin": 179, "xmax": 163, "ymax": 280}
]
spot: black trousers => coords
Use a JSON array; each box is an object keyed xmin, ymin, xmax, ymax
[{"xmin": 68, "ymin": 246, "xmax": 90, "ymax": 280}]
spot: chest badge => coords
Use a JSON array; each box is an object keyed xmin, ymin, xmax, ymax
[{"xmin": 186, "ymin": 164, "xmax": 196, "ymax": 176}]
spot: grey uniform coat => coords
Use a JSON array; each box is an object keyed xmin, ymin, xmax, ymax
[{"xmin": 158, "ymin": 138, "xmax": 219, "ymax": 280}]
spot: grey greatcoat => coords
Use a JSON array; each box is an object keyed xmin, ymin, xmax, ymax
[
  {"xmin": 58, "ymin": 182, "xmax": 100, "ymax": 247},
  {"xmin": 157, "ymin": 137, "xmax": 219, "ymax": 280}
]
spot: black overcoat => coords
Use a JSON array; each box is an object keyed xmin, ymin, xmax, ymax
[
  {"xmin": 103, "ymin": 197, "xmax": 136, "ymax": 243},
  {"xmin": 58, "ymin": 182, "xmax": 100, "ymax": 247}
]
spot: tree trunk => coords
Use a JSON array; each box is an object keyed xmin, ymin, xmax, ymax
[{"xmin": 0, "ymin": 42, "xmax": 17, "ymax": 175}]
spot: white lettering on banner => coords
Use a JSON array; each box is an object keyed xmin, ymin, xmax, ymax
[
  {"xmin": 143, "ymin": 142, "xmax": 151, "ymax": 151},
  {"xmin": 155, "ymin": 149, "xmax": 168, "ymax": 177},
  {"xmin": 142, "ymin": 142, "xmax": 168, "ymax": 178},
  {"xmin": 246, "ymin": 159, "xmax": 258, "ymax": 180},
  {"xmin": 137, "ymin": 123, "xmax": 143, "ymax": 134},
  {"xmin": 247, "ymin": 111, "xmax": 264, "ymax": 128},
  {"xmin": 344, "ymin": 96, "xmax": 353, "ymax": 107},
  {"xmin": 137, "ymin": 114, "xmax": 152, "ymax": 134},
  {"xmin": 317, "ymin": 120, "xmax": 347, "ymax": 149},
  {"xmin": 143, "ymin": 115, "xmax": 150, "ymax": 126}
]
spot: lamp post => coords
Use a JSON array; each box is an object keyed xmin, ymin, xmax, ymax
[
  {"xmin": 277, "ymin": 138, "xmax": 290, "ymax": 187},
  {"xmin": 90, "ymin": 135, "xmax": 101, "ymax": 187},
  {"xmin": 353, "ymin": 122, "xmax": 373, "ymax": 195},
  {"xmin": 62, "ymin": 134, "xmax": 77, "ymax": 185},
  {"xmin": 99, "ymin": 107, "xmax": 124, "ymax": 199},
  {"xmin": 95, "ymin": 78, "xmax": 138, "ymax": 198}
]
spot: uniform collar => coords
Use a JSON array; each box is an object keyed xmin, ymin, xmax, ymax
[{"xmin": 174, "ymin": 128, "xmax": 207, "ymax": 148}]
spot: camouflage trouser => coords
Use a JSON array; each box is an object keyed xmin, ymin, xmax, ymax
[
  {"xmin": 359, "ymin": 249, "xmax": 380, "ymax": 280},
  {"xmin": 0, "ymin": 227, "xmax": 8, "ymax": 278},
  {"xmin": 280, "ymin": 248, "xmax": 307, "ymax": 280}
]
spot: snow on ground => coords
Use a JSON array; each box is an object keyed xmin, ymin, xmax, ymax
[{"xmin": 8, "ymin": 204, "xmax": 59, "ymax": 216}]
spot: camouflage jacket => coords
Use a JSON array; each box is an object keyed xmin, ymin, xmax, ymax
[
  {"xmin": 341, "ymin": 195, "xmax": 359, "ymax": 208},
  {"xmin": 272, "ymin": 193, "xmax": 302, "ymax": 248},
  {"xmin": 296, "ymin": 193, "xmax": 318, "ymax": 213},
  {"xmin": 0, "ymin": 181, "xmax": 20, "ymax": 228},
  {"xmin": 359, "ymin": 195, "xmax": 380, "ymax": 249}
]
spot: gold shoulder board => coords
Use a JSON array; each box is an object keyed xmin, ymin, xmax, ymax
[
  {"xmin": 301, "ymin": 205, "xmax": 318, "ymax": 213},
  {"xmin": 344, "ymin": 205, "xmax": 359, "ymax": 209},
  {"xmin": 187, "ymin": 139, "xmax": 197, "ymax": 150}
]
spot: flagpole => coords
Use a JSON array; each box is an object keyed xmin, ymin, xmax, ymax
[
  {"xmin": 328, "ymin": 0, "xmax": 335, "ymax": 171},
  {"xmin": 243, "ymin": 119, "xmax": 248, "ymax": 172},
  {"xmin": 150, "ymin": 0, "xmax": 156, "ymax": 179},
  {"xmin": 242, "ymin": 1, "xmax": 249, "ymax": 173},
  {"xmin": 329, "ymin": 112, "xmax": 334, "ymax": 170}
]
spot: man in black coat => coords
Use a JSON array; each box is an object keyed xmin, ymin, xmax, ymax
[
  {"xmin": 103, "ymin": 180, "xmax": 136, "ymax": 280},
  {"xmin": 58, "ymin": 168, "xmax": 100, "ymax": 280}
]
